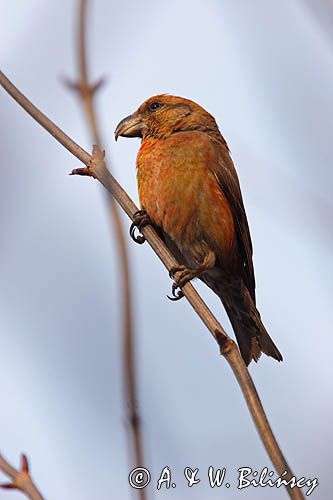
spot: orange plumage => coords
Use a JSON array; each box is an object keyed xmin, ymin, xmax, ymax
[{"xmin": 115, "ymin": 95, "xmax": 282, "ymax": 365}]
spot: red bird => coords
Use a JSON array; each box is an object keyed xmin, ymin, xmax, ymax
[{"xmin": 115, "ymin": 95, "xmax": 282, "ymax": 366}]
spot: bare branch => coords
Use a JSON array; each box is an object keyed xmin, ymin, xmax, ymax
[
  {"xmin": 0, "ymin": 453, "xmax": 44, "ymax": 500},
  {"xmin": 66, "ymin": 2, "xmax": 147, "ymax": 496},
  {"xmin": 0, "ymin": 70, "xmax": 305, "ymax": 500}
]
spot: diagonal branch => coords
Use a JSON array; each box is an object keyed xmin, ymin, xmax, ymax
[
  {"xmin": 0, "ymin": 70, "xmax": 305, "ymax": 500},
  {"xmin": 0, "ymin": 453, "xmax": 43, "ymax": 500},
  {"xmin": 66, "ymin": 1, "xmax": 147, "ymax": 495}
]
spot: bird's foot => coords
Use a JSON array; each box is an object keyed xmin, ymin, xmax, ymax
[
  {"xmin": 129, "ymin": 210, "xmax": 152, "ymax": 244},
  {"xmin": 167, "ymin": 265, "xmax": 199, "ymax": 301}
]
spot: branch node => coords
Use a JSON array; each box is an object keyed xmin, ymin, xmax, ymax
[
  {"xmin": 129, "ymin": 412, "xmax": 140, "ymax": 430},
  {"xmin": 0, "ymin": 453, "xmax": 43, "ymax": 498},
  {"xmin": 214, "ymin": 329, "xmax": 235, "ymax": 356},
  {"xmin": 63, "ymin": 76, "xmax": 106, "ymax": 99},
  {"xmin": 70, "ymin": 144, "xmax": 105, "ymax": 178}
]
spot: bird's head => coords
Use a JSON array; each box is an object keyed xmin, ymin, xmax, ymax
[{"xmin": 115, "ymin": 94, "xmax": 220, "ymax": 141}]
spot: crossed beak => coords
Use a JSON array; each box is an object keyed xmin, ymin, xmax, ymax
[{"xmin": 114, "ymin": 111, "xmax": 145, "ymax": 141}]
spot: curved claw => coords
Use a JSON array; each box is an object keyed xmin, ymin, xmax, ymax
[
  {"xmin": 129, "ymin": 221, "xmax": 146, "ymax": 244},
  {"xmin": 167, "ymin": 283, "xmax": 185, "ymax": 301},
  {"xmin": 129, "ymin": 210, "xmax": 151, "ymax": 244}
]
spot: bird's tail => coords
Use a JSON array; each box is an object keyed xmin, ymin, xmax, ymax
[{"xmin": 219, "ymin": 279, "xmax": 283, "ymax": 366}]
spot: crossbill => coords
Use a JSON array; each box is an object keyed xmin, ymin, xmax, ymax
[{"xmin": 115, "ymin": 95, "xmax": 282, "ymax": 366}]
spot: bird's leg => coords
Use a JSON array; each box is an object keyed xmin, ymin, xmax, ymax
[
  {"xmin": 168, "ymin": 250, "xmax": 216, "ymax": 301},
  {"xmin": 129, "ymin": 210, "xmax": 152, "ymax": 244}
]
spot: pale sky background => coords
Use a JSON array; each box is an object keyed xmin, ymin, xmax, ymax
[{"xmin": 0, "ymin": 1, "xmax": 332, "ymax": 499}]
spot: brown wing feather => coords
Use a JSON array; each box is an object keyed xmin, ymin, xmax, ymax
[{"xmin": 212, "ymin": 139, "xmax": 256, "ymax": 304}]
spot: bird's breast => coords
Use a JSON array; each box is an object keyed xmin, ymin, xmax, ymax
[{"xmin": 136, "ymin": 133, "xmax": 236, "ymax": 262}]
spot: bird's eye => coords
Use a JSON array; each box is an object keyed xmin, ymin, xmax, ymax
[{"xmin": 149, "ymin": 102, "xmax": 161, "ymax": 111}]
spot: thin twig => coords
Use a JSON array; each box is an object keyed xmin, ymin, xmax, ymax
[
  {"xmin": 0, "ymin": 70, "xmax": 305, "ymax": 500},
  {"xmin": 0, "ymin": 453, "xmax": 44, "ymax": 500},
  {"xmin": 66, "ymin": 0, "xmax": 146, "ymax": 493}
]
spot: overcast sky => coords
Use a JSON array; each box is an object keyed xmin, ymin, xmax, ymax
[{"xmin": 0, "ymin": 1, "xmax": 332, "ymax": 499}]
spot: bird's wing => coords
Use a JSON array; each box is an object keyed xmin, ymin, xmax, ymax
[{"xmin": 212, "ymin": 140, "xmax": 256, "ymax": 303}]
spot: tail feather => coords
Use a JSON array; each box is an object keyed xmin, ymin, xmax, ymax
[{"xmin": 220, "ymin": 279, "xmax": 283, "ymax": 366}]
